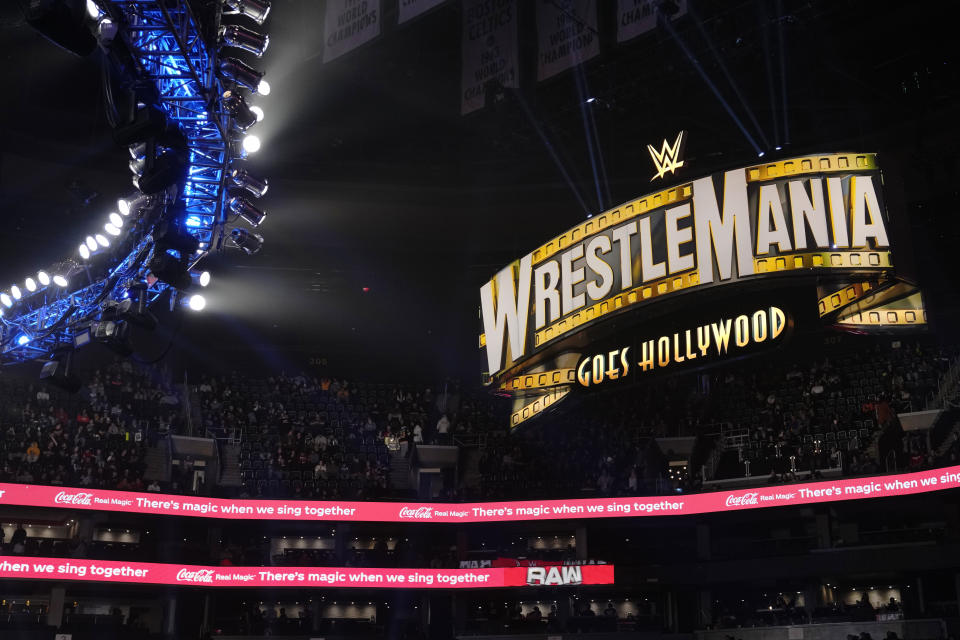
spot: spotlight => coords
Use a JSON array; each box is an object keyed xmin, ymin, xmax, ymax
[
  {"xmin": 154, "ymin": 220, "xmax": 200, "ymax": 254},
  {"xmin": 86, "ymin": 0, "xmax": 100, "ymax": 19},
  {"xmin": 134, "ymin": 152, "xmax": 188, "ymax": 194},
  {"xmin": 242, "ymin": 134, "xmax": 261, "ymax": 154},
  {"xmin": 91, "ymin": 319, "xmax": 132, "ymax": 356},
  {"xmin": 231, "ymin": 228, "xmax": 264, "ymax": 255},
  {"xmin": 231, "ymin": 166, "xmax": 268, "ymax": 197},
  {"xmin": 219, "ymin": 57, "xmax": 264, "ymax": 92},
  {"xmin": 16, "ymin": 334, "xmax": 31, "ymax": 346},
  {"xmin": 223, "ymin": 90, "xmax": 258, "ymax": 131},
  {"xmin": 0, "ymin": 293, "xmax": 12, "ymax": 308},
  {"xmin": 109, "ymin": 212, "xmax": 123, "ymax": 227},
  {"xmin": 129, "ymin": 155, "xmax": 147, "ymax": 175},
  {"xmin": 105, "ymin": 222, "xmax": 121, "ymax": 236},
  {"xmin": 37, "ymin": 271, "xmax": 51, "ymax": 287},
  {"xmin": 249, "ymin": 106, "xmax": 264, "ymax": 122},
  {"xmin": 148, "ymin": 253, "xmax": 192, "ymax": 290},
  {"xmin": 220, "ymin": 24, "xmax": 269, "ymax": 56},
  {"xmin": 86, "ymin": 236, "xmax": 98, "ymax": 251},
  {"xmin": 11, "ymin": 285, "xmax": 22, "ymax": 300},
  {"xmin": 229, "ymin": 196, "xmax": 266, "ymax": 226},
  {"xmin": 53, "ymin": 275, "xmax": 69, "ymax": 287},
  {"xmin": 41, "ymin": 350, "xmax": 82, "ymax": 393},
  {"xmin": 95, "ymin": 234, "xmax": 110, "ymax": 248},
  {"xmin": 758, "ymin": 151, "xmax": 766, "ymax": 158},
  {"xmin": 187, "ymin": 294, "xmax": 207, "ymax": 311},
  {"xmin": 118, "ymin": 192, "xmax": 150, "ymax": 216},
  {"xmin": 224, "ymin": 0, "xmax": 271, "ymax": 25},
  {"xmin": 25, "ymin": 278, "xmax": 37, "ymax": 292},
  {"xmin": 97, "ymin": 16, "xmax": 117, "ymax": 42},
  {"xmin": 25, "ymin": 0, "xmax": 98, "ymax": 57},
  {"xmin": 258, "ymin": 79, "xmax": 271, "ymax": 95},
  {"xmin": 190, "ymin": 269, "xmax": 211, "ymax": 287},
  {"xmin": 79, "ymin": 243, "xmax": 91, "ymax": 260}
]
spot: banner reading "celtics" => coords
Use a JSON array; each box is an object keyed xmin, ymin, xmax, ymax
[{"xmin": 479, "ymin": 153, "xmax": 897, "ymax": 426}]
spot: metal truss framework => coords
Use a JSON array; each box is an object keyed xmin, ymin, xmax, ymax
[{"xmin": 1, "ymin": 0, "xmax": 231, "ymax": 364}]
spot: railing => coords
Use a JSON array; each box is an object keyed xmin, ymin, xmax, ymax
[
  {"xmin": 927, "ymin": 353, "xmax": 960, "ymax": 410},
  {"xmin": 454, "ymin": 433, "xmax": 487, "ymax": 448}
]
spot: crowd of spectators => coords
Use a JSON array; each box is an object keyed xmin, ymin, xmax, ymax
[
  {"xmin": 0, "ymin": 359, "xmax": 183, "ymax": 490},
  {"xmin": 0, "ymin": 339, "xmax": 957, "ymax": 502}
]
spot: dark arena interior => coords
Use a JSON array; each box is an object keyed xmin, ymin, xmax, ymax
[{"xmin": 2, "ymin": 1, "xmax": 960, "ymax": 639}]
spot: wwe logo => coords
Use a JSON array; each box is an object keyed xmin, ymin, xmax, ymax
[{"xmin": 647, "ymin": 131, "xmax": 686, "ymax": 181}]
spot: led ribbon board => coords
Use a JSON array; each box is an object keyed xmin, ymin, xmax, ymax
[
  {"xmin": 0, "ymin": 466, "xmax": 957, "ymax": 522},
  {"xmin": 478, "ymin": 152, "xmax": 900, "ymax": 426},
  {"xmin": 0, "ymin": 558, "xmax": 614, "ymax": 589}
]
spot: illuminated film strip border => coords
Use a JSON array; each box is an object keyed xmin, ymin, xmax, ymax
[
  {"xmin": 529, "ymin": 251, "xmax": 892, "ymax": 352},
  {"xmin": 527, "ymin": 153, "xmax": 878, "ymax": 267}
]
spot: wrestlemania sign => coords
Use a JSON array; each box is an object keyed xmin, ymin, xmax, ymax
[{"xmin": 479, "ymin": 152, "xmax": 905, "ymax": 427}]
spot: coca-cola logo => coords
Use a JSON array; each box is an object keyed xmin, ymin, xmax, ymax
[
  {"xmin": 398, "ymin": 506, "xmax": 433, "ymax": 519},
  {"xmin": 54, "ymin": 491, "xmax": 93, "ymax": 506},
  {"xmin": 725, "ymin": 492, "xmax": 760, "ymax": 508},
  {"xmin": 176, "ymin": 569, "xmax": 215, "ymax": 583}
]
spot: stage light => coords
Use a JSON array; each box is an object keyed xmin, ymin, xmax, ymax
[
  {"xmin": 129, "ymin": 155, "xmax": 147, "ymax": 175},
  {"xmin": 223, "ymin": 90, "xmax": 258, "ymax": 131},
  {"xmin": 109, "ymin": 212, "xmax": 123, "ymax": 227},
  {"xmin": 53, "ymin": 275, "xmax": 69, "ymax": 288},
  {"xmin": 187, "ymin": 294, "xmax": 206, "ymax": 311},
  {"xmin": 118, "ymin": 192, "xmax": 150, "ymax": 216},
  {"xmin": 134, "ymin": 152, "xmax": 188, "ymax": 194},
  {"xmin": 16, "ymin": 334, "xmax": 31, "ymax": 346},
  {"xmin": 105, "ymin": 222, "xmax": 121, "ymax": 236},
  {"xmin": 41, "ymin": 350, "xmax": 81, "ymax": 393},
  {"xmin": 224, "ymin": 0, "xmax": 271, "ymax": 25},
  {"xmin": 148, "ymin": 253, "xmax": 192, "ymax": 290},
  {"xmin": 250, "ymin": 105, "xmax": 264, "ymax": 122},
  {"xmin": 11, "ymin": 285, "xmax": 22, "ymax": 300},
  {"xmin": 231, "ymin": 167, "xmax": 268, "ymax": 198},
  {"xmin": 91, "ymin": 319, "xmax": 132, "ymax": 355},
  {"xmin": 0, "ymin": 293, "xmax": 12, "ymax": 308},
  {"xmin": 25, "ymin": 0, "xmax": 98, "ymax": 57},
  {"xmin": 220, "ymin": 24, "xmax": 269, "ymax": 56},
  {"xmin": 79, "ymin": 243, "xmax": 91, "ymax": 260},
  {"xmin": 86, "ymin": 236, "xmax": 98, "ymax": 251},
  {"xmin": 231, "ymin": 228, "xmax": 264, "ymax": 255},
  {"xmin": 258, "ymin": 79, "xmax": 271, "ymax": 95},
  {"xmin": 95, "ymin": 234, "xmax": 110, "ymax": 248},
  {"xmin": 86, "ymin": 0, "xmax": 100, "ymax": 18},
  {"xmin": 242, "ymin": 134, "xmax": 261, "ymax": 154},
  {"xmin": 190, "ymin": 269, "xmax": 211, "ymax": 287},
  {"xmin": 37, "ymin": 271, "xmax": 51, "ymax": 287},
  {"xmin": 219, "ymin": 57, "xmax": 264, "ymax": 92},
  {"xmin": 97, "ymin": 16, "xmax": 117, "ymax": 42},
  {"xmin": 25, "ymin": 278, "xmax": 37, "ymax": 292},
  {"xmin": 229, "ymin": 196, "xmax": 266, "ymax": 226}
]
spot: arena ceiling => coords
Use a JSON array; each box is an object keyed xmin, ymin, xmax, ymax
[{"xmin": 1, "ymin": 0, "xmax": 958, "ymax": 379}]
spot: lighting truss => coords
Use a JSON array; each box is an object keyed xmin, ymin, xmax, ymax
[{"xmin": 2, "ymin": 0, "xmax": 240, "ymax": 364}]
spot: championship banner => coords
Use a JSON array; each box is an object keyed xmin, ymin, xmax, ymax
[
  {"xmin": 323, "ymin": 0, "xmax": 381, "ymax": 63},
  {"xmin": 0, "ymin": 558, "xmax": 614, "ymax": 589},
  {"xmin": 536, "ymin": 0, "xmax": 600, "ymax": 81},
  {"xmin": 479, "ymin": 152, "xmax": 902, "ymax": 426},
  {"xmin": 461, "ymin": 0, "xmax": 519, "ymax": 114},
  {"xmin": 398, "ymin": 0, "xmax": 447, "ymax": 24},
  {"xmin": 1, "ymin": 466, "xmax": 958, "ymax": 522},
  {"xmin": 617, "ymin": 0, "xmax": 687, "ymax": 43}
]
